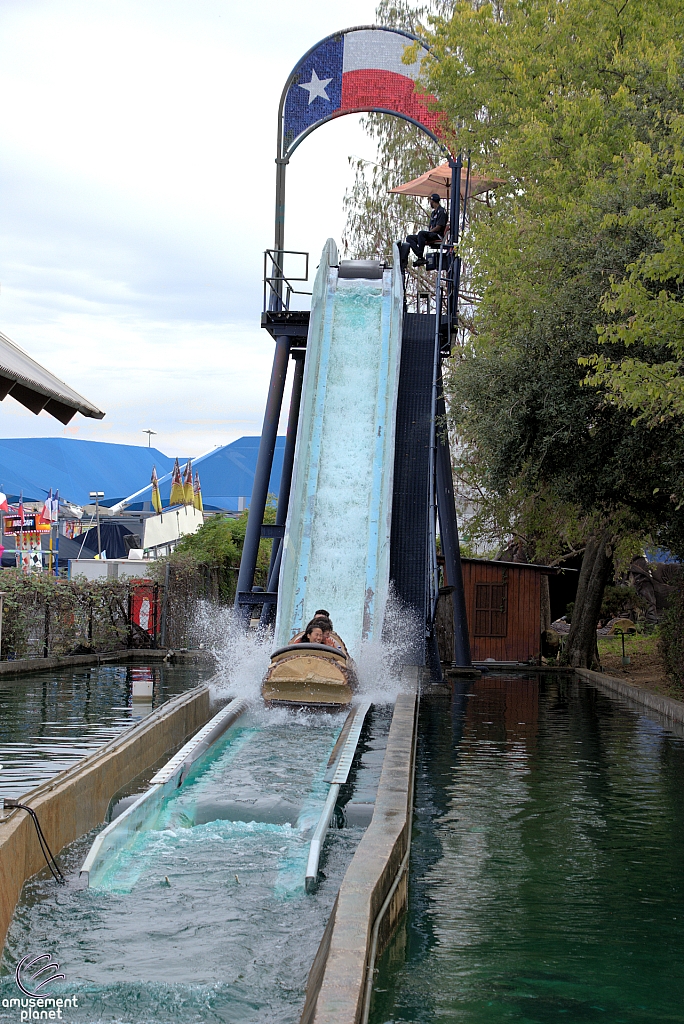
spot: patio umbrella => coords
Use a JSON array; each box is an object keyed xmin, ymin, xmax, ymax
[{"xmin": 388, "ymin": 162, "xmax": 503, "ymax": 201}]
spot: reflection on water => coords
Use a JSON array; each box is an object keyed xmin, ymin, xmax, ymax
[
  {"xmin": 0, "ymin": 662, "xmax": 212, "ymax": 798},
  {"xmin": 371, "ymin": 674, "xmax": 684, "ymax": 1024}
]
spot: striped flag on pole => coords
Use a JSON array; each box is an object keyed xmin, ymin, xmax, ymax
[
  {"xmin": 183, "ymin": 460, "xmax": 194, "ymax": 505},
  {"xmin": 151, "ymin": 466, "xmax": 163, "ymax": 514},
  {"xmin": 193, "ymin": 472, "xmax": 203, "ymax": 513},
  {"xmin": 169, "ymin": 458, "xmax": 185, "ymax": 506}
]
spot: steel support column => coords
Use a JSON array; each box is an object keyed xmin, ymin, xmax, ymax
[
  {"xmin": 259, "ymin": 349, "xmax": 305, "ymax": 627},
  {"xmin": 448, "ymin": 155, "xmax": 462, "ymax": 344},
  {"xmin": 435, "ymin": 380, "xmax": 472, "ymax": 667},
  {"xmin": 265, "ymin": 540, "xmax": 283, "ymax": 602},
  {"xmin": 428, "ymin": 254, "xmax": 446, "ymax": 684},
  {"xmin": 234, "ymin": 333, "xmax": 291, "ymax": 618}
]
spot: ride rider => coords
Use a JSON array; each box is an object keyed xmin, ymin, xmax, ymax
[
  {"xmin": 293, "ymin": 615, "xmax": 343, "ymax": 650},
  {"xmin": 398, "ymin": 193, "xmax": 448, "ymax": 270}
]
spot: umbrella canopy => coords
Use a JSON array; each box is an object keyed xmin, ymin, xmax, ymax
[{"xmin": 388, "ymin": 162, "xmax": 503, "ymax": 201}]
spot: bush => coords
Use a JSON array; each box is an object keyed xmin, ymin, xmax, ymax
[
  {"xmin": 600, "ymin": 583, "xmax": 645, "ymax": 623},
  {"xmin": 170, "ymin": 500, "xmax": 277, "ymax": 603},
  {"xmin": 0, "ymin": 570, "xmax": 133, "ymax": 658},
  {"xmin": 659, "ymin": 568, "xmax": 684, "ymax": 689}
]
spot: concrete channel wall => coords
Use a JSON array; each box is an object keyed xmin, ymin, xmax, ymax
[
  {"xmin": 0, "ymin": 683, "xmax": 212, "ymax": 950},
  {"xmin": 577, "ymin": 667, "xmax": 684, "ymax": 725},
  {"xmin": 301, "ymin": 667, "xmax": 420, "ymax": 1024},
  {"xmin": 0, "ymin": 648, "xmax": 214, "ymax": 680}
]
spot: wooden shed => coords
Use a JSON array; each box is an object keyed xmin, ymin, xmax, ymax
[{"xmin": 437, "ymin": 558, "xmax": 556, "ymax": 665}]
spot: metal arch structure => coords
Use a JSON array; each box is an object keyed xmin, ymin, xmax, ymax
[
  {"xmin": 235, "ymin": 26, "xmax": 472, "ymax": 669},
  {"xmin": 273, "ymin": 24, "xmax": 448, "ymax": 273}
]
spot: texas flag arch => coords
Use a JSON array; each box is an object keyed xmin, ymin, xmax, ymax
[{"xmin": 281, "ymin": 27, "xmax": 444, "ymax": 157}]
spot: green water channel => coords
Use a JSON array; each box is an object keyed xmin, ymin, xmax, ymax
[
  {"xmin": 371, "ymin": 674, "xmax": 684, "ymax": 1024},
  {"xmin": 0, "ymin": 662, "xmax": 213, "ymax": 798}
]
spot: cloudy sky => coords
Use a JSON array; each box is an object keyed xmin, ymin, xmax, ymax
[{"xmin": 0, "ymin": 0, "xmax": 382, "ymax": 457}]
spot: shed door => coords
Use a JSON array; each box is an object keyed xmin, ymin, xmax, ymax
[{"xmin": 474, "ymin": 583, "xmax": 508, "ymax": 637}]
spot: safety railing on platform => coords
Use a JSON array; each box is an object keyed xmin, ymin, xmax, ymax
[{"xmin": 263, "ymin": 249, "xmax": 311, "ymax": 312}]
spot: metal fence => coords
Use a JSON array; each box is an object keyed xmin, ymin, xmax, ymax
[
  {"xmin": 0, "ymin": 557, "xmax": 270, "ymax": 661},
  {"xmin": 0, "ymin": 571, "xmax": 189, "ymax": 660}
]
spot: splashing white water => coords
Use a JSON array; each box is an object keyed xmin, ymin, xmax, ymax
[
  {"xmin": 191, "ymin": 588, "xmax": 421, "ymax": 709},
  {"xmin": 191, "ymin": 601, "xmax": 272, "ymax": 703},
  {"xmin": 353, "ymin": 588, "xmax": 423, "ymax": 702}
]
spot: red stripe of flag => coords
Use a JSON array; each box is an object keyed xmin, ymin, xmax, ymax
[{"xmin": 340, "ymin": 70, "xmax": 446, "ymax": 135}]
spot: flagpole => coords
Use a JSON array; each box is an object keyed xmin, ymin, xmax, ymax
[
  {"xmin": 55, "ymin": 492, "xmax": 60, "ymax": 576},
  {"xmin": 19, "ymin": 492, "xmax": 23, "ymax": 573}
]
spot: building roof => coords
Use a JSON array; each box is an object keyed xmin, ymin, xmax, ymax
[
  {"xmin": 460, "ymin": 557, "xmax": 576, "ymax": 574},
  {"xmin": 0, "ymin": 437, "xmax": 176, "ymax": 505},
  {"xmin": 0, "ymin": 330, "xmax": 104, "ymax": 424},
  {"xmin": 0, "ymin": 435, "xmax": 286, "ymax": 512},
  {"xmin": 116, "ymin": 436, "xmax": 286, "ymax": 512}
]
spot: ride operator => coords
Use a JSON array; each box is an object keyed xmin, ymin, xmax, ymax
[{"xmin": 399, "ymin": 193, "xmax": 448, "ymax": 269}]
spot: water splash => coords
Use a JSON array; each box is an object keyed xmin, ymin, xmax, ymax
[
  {"xmin": 189, "ymin": 581, "xmax": 420, "ymax": 710},
  {"xmin": 354, "ymin": 588, "xmax": 423, "ymax": 703},
  {"xmin": 191, "ymin": 600, "xmax": 272, "ymax": 703}
]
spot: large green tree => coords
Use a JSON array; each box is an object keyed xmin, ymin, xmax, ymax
[
  {"xmin": 347, "ymin": 0, "xmax": 684, "ymax": 667},
  {"xmin": 422, "ymin": 0, "xmax": 684, "ymax": 666},
  {"xmin": 583, "ymin": 114, "xmax": 684, "ymax": 424},
  {"xmin": 171, "ymin": 502, "xmax": 275, "ymax": 601}
]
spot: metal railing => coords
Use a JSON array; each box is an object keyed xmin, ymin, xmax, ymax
[{"xmin": 263, "ymin": 249, "xmax": 311, "ymax": 312}]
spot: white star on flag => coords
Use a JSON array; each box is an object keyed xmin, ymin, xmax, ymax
[{"xmin": 299, "ymin": 68, "xmax": 332, "ymax": 104}]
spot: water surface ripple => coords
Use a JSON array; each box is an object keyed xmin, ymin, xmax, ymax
[
  {"xmin": 0, "ymin": 663, "xmax": 210, "ymax": 799},
  {"xmin": 371, "ymin": 674, "xmax": 684, "ymax": 1024}
]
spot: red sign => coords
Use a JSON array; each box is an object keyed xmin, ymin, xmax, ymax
[
  {"xmin": 131, "ymin": 585, "xmax": 159, "ymax": 636},
  {"xmin": 4, "ymin": 514, "xmax": 51, "ymax": 535}
]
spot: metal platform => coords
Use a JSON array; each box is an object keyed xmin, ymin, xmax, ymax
[{"xmin": 261, "ymin": 309, "xmax": 310, "ymax": 339}]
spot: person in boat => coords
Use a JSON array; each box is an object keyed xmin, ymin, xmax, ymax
[
  {"xmin": 398, "ymin": 193, "xmax": 448, "ymax": 270},
  {"xmin": 319, "ymin": 621, "xmax": 343, "ymax": 651},
  {"xmin": 294, "ymin": 617, "xmax": 329, "ymax": 645},
  {"xmin": 293, "ymin": 615, "xmax": 344, "ymax": 651},
  {"xmin": 313, "ymin": 606, "xmax": 344, "ymax": 647}
]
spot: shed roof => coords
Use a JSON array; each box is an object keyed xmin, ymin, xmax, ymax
[
  {"xmin": 460, "ymin": 558, "xmax": 574, "ymax": 574},
  {"xmin": 0, "ymin": 330, "xmax": 104, "ymax": 424}
]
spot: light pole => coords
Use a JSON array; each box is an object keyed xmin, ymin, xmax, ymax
[
  {"xmin": 0, "ymin": 591, "xmax": 6, "ymax": 660},
  {"xmin": 89, "ymin": 491, "xmax": 104, "ymax": 557},
  {"xmin": 142, "ymin": 430, "xmax": 156, "ymax": 448}
]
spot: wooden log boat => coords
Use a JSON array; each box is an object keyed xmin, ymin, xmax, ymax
[{"xmin": 261, "ymin": 641, "xmax": 358, "ymax": 707}]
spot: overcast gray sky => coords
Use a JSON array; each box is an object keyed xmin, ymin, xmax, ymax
[{"xmin": 0, "ymin": 0, "xmax": 382, "ymax": 457}]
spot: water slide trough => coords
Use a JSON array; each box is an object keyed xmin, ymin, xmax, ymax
[
  {"xmin": 80, "ymin": 245, "xmax": 404, "ymax": 886},
  {"xmin": 79, "ymin": 698, "xmax": 372, "ymax": 893},
  {"xmin": 263, "ymin": 241, "xmax": 403, "ymax": 705}
]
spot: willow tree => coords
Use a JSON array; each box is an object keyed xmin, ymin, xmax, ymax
[
  {"xmin": 414, "ymin": 0, "xmax": 684, "ymax": 667},
  {"xmin": 344, "ymin": 0, "xmax": 684, "ymax": 667}
]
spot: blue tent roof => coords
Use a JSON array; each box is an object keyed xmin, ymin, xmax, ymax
[
  {"xmin": 123, "ymin": 436, "xmax": 286, "ymax": 512},
  {"xmin": 0, "ymin": 437, "xmax": 176, "ymax": 506},
  {"xmin": 0, "ymin": 435, "xmax": 285, "ymax": 512}
]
